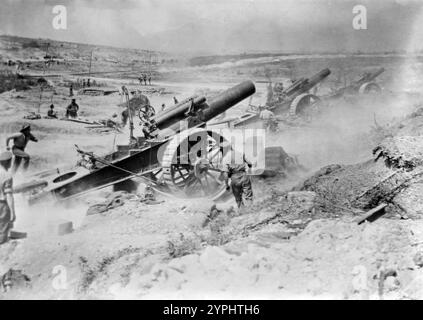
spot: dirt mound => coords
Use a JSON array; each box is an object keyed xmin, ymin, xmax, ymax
[
  {"xmin": 293, "ymin": 106, "xmax": 423, "ymax": 218},
  {"xmin": 373, "ymin": 136, "xmax": 423, "ymax": 171},
  {"xmin": 295, "ymin": 161, "xmax": 393, "ymax": 209},
  {"xmin": 105, "ymin": 219, "xmax": 423, "ymax": 299}
]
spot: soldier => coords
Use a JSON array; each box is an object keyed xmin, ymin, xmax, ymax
[
  {"xmin": 222, "ymin": 152, "xmax": 254, "ymax": 209},
  {"xmin": 148, "ymin": 74, "xmax": 152, "ymax": 85},
  {"xmin": 266, "ymin": 82, "xmax": 275, "ymax": 105},
  {"xmin": 143, "ymin": 74, "xmax": 147, "ymax": 86},
  {"xmin": 6, "ymin": 124, "xmax": 38, "ymax": 173},
  {"xmin": 173, "ymin": 96, "xmax": 179, "ymax": 104},
  {"xmin": 66, "ymin": 98, "xmax": 79, "ymax": 119},
  {"xmin": 0, "ymin": 152, "xmax": 14, "ymax": 244},
  {"xmin": 139, "ymin": 184, "xmax": 163, "ymax": 205},
  {"xmin": 69, "ymin": 84, "xmax": 74, "ymax": 97},
  {"xmin": 259, "ymin": 106, "xmax": 277, "ymax": 132},
  {"xmin": 47, "ymin": 104, "xmax": 57, "ymax": 118},
  {"xmin": 142, "ymin": 121, "xmax": 157, "ymax": 140},
  {"xmin": 87, "ymin": 78, "xmax": 91, "ymax": 88},
  {"xmin": 161, "ymin": 103, "xmax": 166, "ymax": 111},
  {"xmin": 76, "ymin": 153, "xmax": 97, "ymax": 170}
]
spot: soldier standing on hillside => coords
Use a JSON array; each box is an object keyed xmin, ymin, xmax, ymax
[
  {"xmin": 222, "ymin": 152, "xmax": 254, "ymax": 209},
  {"xmin": 259, "ymin": 106, "xmax": 277, "ymax": 132},
  {"xmin": 0, "ymin": 152, "xmax": 15, "ymax": 244},
  {"xmin": 5, "ymin": 124, "xmax": 38, "ymax": 173},
  {"xmin": 66, "ymin": 99, "xmax": 79, "ymax": 119}
]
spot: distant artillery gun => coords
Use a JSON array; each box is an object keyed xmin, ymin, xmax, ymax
[
  {"xmin": 233, "ymin": 68, "xmax": 331, "ymax": 128},
  {"xmin": 14, "ymin": 81, "xmax": 258, "ymax": 204},
  {"xmin": 328, "ymin": 67, "xmax": 385, "ymax": 98}
]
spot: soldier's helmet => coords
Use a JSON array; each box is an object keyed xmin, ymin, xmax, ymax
[{"xmin": 21, "ymin": 123, "xmax": 31, "ymax": 131}]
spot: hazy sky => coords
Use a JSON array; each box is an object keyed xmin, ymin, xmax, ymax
[{"xmin": 1, "ymin": 0, "xmax": 423, "ymax": 54}]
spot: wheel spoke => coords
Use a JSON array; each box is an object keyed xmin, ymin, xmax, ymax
[
  {"xmin": 206, "ymin": 171, "xmax": 223, "ymax": 185},
  {"xmin": 198, "ymin": 178, "xmax": 208, "ymax": 196},
  {"xmin": 175, "ymin": 166, "xmax": 188, "ymax": 181},
  {"xmin": 204, "ymin": 174, "xmax": 210, "ymax": 189},
  {"xmin": 183, "ymin": 175, "xmax": 199, "ymax": 192}
]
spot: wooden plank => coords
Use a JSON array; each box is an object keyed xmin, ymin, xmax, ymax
[{"xmin": 356, "ymin": 203, "xmax": 388, "ymax": 225}]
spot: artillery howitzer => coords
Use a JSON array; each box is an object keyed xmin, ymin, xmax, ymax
[
  {"xmin": 233, "ymin": 68, "xmax": 331, "ymax": 128},
  {"xmin": 328, "ymin": 67, "xmax": 385, "ymax": 98},
  {"xmin": 15, "ymin": 81, "xmax": 256, "ymax": 203}
]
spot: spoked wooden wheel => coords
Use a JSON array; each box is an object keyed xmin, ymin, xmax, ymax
[
  {"xmin": 161, "ymin": 128, "xmax": 230, "ymax": 199},
  {"xmin": 289, "ymin": 93, "xmax": 322, "ymax": 116},
  {"xmin": 359, "ymin": 82, "xmax": 382, "ymax": 94}
]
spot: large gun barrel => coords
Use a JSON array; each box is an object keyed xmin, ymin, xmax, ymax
[
  {"xmin": 308, "ymin": 68, "xmax": 331, "ymax": 87},
  {"xmin": 153, "ymin": 81, "xmax": 255, "ymax": 131},
  {"xmin": 201, "ymin": 80, "xmax": 256, "ymax": 122},
  {"xmin": 153, "ymin": 96, "xmax": 207, "ymax": 130},
  {"xmin": 159, "ymin": 81, "xmax": 256, "ymax": 137},
  {"xmin": 357, "ymin": 67, "xmax": 385, "ymax": 84},
  {"xmin": 283, "ymin": 78, "xmax": 306, "ymax": 96},
  {"xmin": 284, "ymin": 68, "xmax": 331, "ymax": 97}
]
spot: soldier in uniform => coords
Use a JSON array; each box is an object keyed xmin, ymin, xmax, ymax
[
  {"xmin": 47, "ymin": 104, "xmax": 57, "ymax": 118},
  {"xmin": 5, "ymin": 124, "xmax": 38, "ymax": 173},
  {"xmin": 0, "ymin": 152, "xmax": 15, "ymax": 244},
  {"xmin": 142, "ymin": 121, "xmax": 158, "ymax": 140},
  {"xmin": 222, "ymin": 152, "xmax": 254, "ymax": 209},
  {"xmin": 139, "ymin": 184, "xmax": 163, "ymax": 205},
  {"xmin": 259, "ymin": 106, "xmax": 277, "ymax": 132},
  {"xmin": 66, "ymin": 99, "xmax": 79, "ymax": 119}
]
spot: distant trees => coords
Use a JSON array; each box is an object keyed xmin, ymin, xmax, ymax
[{"xmin": 22, "ymin": 40, "xmax": 41, "ymax": 49}]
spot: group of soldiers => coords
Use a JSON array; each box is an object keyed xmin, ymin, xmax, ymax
[
  {"xmin": 45, "ymin": 99, "xmax": 80, "ymax": 119},
  {"xmin": 138, "ymin": 73, "xmax": 152, "ymax": 86},
  {"xmin": 0, "ymin": 124, "xmax": 39, "ymax": 244},
  {"xmin": 69, "ymin": 79, "xmax": 92, "ymax": 97},
  {"xmin": 78, "ymin": 78, "xmax": 92, "ymax": 89}
]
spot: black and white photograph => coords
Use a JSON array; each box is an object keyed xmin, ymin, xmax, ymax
[{"xmin": 1, "ymin": 0, "xmax": 423, "ymax": 302}]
